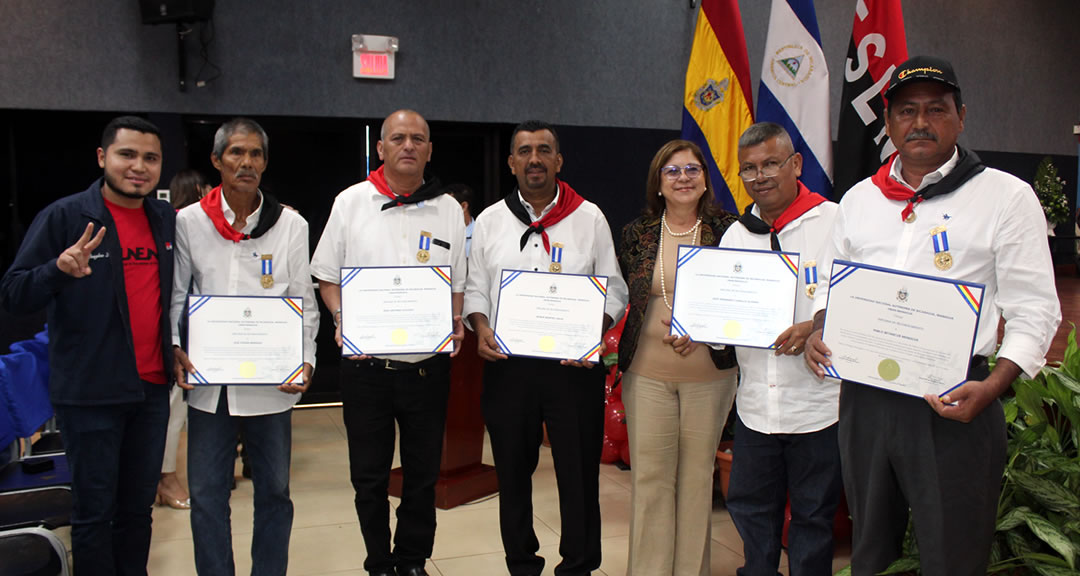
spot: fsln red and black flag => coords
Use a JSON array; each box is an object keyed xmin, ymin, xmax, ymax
[{"xmin": 834, "ymin": 0, "xmax": 908, "ymax": 197}]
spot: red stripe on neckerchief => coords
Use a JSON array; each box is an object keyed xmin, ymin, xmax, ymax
[
  {"xmin": 199, "ymin": 186, "xmax": 246, "ymax": 243},
  {"xmin": 505, "ymin": 180, "xmax": 586, "ymax": 253}
]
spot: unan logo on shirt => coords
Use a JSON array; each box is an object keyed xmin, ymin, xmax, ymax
[{"xmin": 124, "ymin": 247, "xmax": 158, "ymax": 261}]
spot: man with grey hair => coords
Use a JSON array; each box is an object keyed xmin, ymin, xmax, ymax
[
  {"xmin": 171, "ymin": 117, "xmax": 319, "ymax": 575},
  {"xmin": 721, "ymin": 121, "xmax": 842, "ymax": 576},
  {"xmin": 311, "ymin": 109, "xmax": 465, "ymax": 576}
]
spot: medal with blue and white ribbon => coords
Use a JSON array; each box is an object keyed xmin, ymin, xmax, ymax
[
  {"xmin": 803, "ymin": 260, "xmax": 818, "ymax": 298},
  {"xmin": 260, "ymin": 254, "xmax": 274, "ymax": 288},
  {"xmin": 550, "ymin": 242, "xmax": 564, "ymax": 273},
  {"xmin": 930, "ymin": 226, "xmax": 953, "ymax": 271},
  {"xmin": 417, "ymin": 231, "xmax": 431, "ymax": 263}
]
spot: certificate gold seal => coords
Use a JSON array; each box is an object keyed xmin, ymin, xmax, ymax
[
  {"xmin": 539, "ymin": 335, "xmax": 556, "ymax": 352},
  {"xmin": 549, "ymin": 262, "xmax": 562, "ymax": 273},
  {"xmin": 723, "ymin": 320, "xmax": 742, "ymax": 339},
  {"xmin": 391, "ymin": 329, "xmax": 409, "ymax": 345},
  {"xmin": 877, "ymin": 359, "xmax": 901, "ymax": 382},
  {"xmin": 417, "ymin": 250, "xmax": 430, "ymax": 263},
  {"xmin": 238, "ymin": 361, "xmax": 257, "ymax": 379},
  {"xmin": 934, "ymin": 251, "xmax": 953, "ymax": 271}
]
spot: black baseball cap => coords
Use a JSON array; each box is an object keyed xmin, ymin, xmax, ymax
[{"xmin": 884, "ymin": 55, "xmax": 961, "ymax": 100}]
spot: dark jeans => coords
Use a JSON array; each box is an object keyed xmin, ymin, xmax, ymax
[
  {"xmin": 54, "ymin": 381, "xmax": 170, "ymax": 576},
  {"xmin": 340, "ymin": 356, "xmax": 451, "ymax": 574},
  {"xmin": 482, "ymin": 357, "xmax": 605, "ymax": 576},
  {"xmin": 188, "ymin": 391, "xmax": 294, "ymax": 576},
  {"xmin": 727, "ymin": 416, "xmax": 843, "ymax": 576}
]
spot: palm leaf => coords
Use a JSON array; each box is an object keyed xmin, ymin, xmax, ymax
[
  {"xmin": 1025, "ymin": 513, "xmax": 1079, "ymax": 569},
  {"xmin": 999, "ymin": 507, "xmax": 1034, "ymax": 531},
  {"xmin": 1011, "ymin": 471, "xmax": 1080, "ymax": 513}
]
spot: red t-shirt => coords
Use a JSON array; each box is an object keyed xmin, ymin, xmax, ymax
[{"xmin": 105, "ymin": 199, "xmax": 166, "ymax": 385}]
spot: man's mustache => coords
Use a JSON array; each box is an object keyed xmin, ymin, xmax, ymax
[{"xmin": 906, "ymin": 130, "xmax": 937, "ymax": 142}]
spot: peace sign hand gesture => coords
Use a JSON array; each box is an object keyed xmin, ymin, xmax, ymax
[{"xmin": 57, "ymin": 223, "xmax": 107, "ymax": 278}]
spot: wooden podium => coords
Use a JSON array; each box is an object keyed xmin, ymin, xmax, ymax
[{"xmin": 388, "ymin": 331, "xmax": 499, "ymax": 509}]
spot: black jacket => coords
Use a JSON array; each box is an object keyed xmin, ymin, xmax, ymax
[{"xmin": 0, "ymin": 179, "xmax": 175, "ymax": 405}]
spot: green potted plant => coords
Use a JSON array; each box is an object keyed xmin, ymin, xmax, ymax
[{"xmin": 1033, "ymin": 157, "xmax": 1070, "ymax": 236}]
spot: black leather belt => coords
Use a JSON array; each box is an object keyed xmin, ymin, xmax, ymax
[{"xmin": 358, "ymin": 355, "xmax": 446, "ymax": 376}]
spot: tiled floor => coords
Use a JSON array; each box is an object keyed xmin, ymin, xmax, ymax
[{"xmin": 82, "ymin": 406, "xmax": 850, "ymax": 575}]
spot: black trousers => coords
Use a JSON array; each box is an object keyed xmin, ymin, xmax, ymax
[
  {"xmin": 482, "ymin": 357, "xmax": 606, "ymax": 576},
  {"xmin": 838, "ymin": 358, "xmax": 1005, "ymax": 576},
  {"xmin": 340, "ymin": 356, "xmax": 451, "ymax": 574}
]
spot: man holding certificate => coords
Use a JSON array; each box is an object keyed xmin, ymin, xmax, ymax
[
  {"xmin": 805, "ymin": 57, "xmax": 1061, "ymax": 575},
  {"xmin": 171, "ymin": 118, "xmax": 319, "ymax": 575},
  {"xmin": 310, "ymin": 110, "xmax": 466, "ymax": 576},
  {"xmin": 720, "ymin": 123, "xmax": 842, "ymax": 576},
  {"xmin": 464, "ymin": 120, "xmax": 628, "ymax": 576}
]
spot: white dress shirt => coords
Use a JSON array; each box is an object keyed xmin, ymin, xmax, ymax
[
  {"xmin": 310, "ymin": 180, "xmax": 467, "ymax": 363},
  {"xmin": 814, "ymin": 149, "xmax": 1061, "ymax": 378},
  {"xmin": 464, "ymin": 186, "xmax": 629, "ymax": 329},
  {"xmin": 721, "ymin": 202, "xmax": 840, "ymax": 434},
  {"xmin": 171, "ymin": 192, "xmax": 320, "ymax": 416}
]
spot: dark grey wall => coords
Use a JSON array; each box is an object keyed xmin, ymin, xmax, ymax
[{"xmin": 1, "ymin": 0, "xmax": 1077, "ymax": 155}]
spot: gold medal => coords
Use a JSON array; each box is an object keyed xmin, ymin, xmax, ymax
[
  {"xmin": 550, "ymin": 242, "xmax": 564, "ymax": 273},
  {"xmin": 934, "ymin": 251, "xmax": 953, "ymax": 271},
  {"xmin": 929, "ymin": 226, "xmax": 951, "ymax": 270},
  {"xmin": 802, "ymin": 260, "xmax": 817, "ymax": 299},
  {"xmin": 260, "ymin": 254, "xmax": 274, "ymax": 288},
  {"xmin": 417, "ymin": 230, "xmax": 432, "ymax": 263}
]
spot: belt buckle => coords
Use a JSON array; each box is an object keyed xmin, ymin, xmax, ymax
[{"xmin": 384, "ymin": 358, "xmax": 395, "ymax": 371}]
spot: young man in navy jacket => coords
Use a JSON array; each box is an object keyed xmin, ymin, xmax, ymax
[{"xmin": 0, "ymin": 116, "xmax": 176, "ymax": 576}]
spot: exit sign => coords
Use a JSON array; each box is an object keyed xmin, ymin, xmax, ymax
[{"xmin": 352, "ymin": 35, "xmax": 398, "ymax": 80}]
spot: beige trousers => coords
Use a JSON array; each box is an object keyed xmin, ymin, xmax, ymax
[{"xmin": 623, "ymin": 369, "xmax": 738, "ymax": 576}]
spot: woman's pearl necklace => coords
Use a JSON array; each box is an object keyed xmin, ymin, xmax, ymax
[{"xmin": 659, "ymin": 211, "xmax": 702, "ymax": 311}]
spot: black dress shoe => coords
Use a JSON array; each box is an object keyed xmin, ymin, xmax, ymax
[
  {"xmin": 396, "ymin": 566, "xmax": 429, "ymax": 576},
  {"xmin": 368, "ymin": 571, "xmax": 395, "ymax": 576}
]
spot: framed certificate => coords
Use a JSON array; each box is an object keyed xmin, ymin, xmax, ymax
[
  {"xmin": 821, "ymin": 259, "xmax": 985, "ymax": 397},
  {"xmin": 186, "ymin": 295, "xmax": 306, "ymax": 386},
  {"xmin": 670, "ymin": 245, "xmax": 800, "ymax": 348},
  {"xmin": 492, "ymin": 269, "xmax": 609, "ymax": 362},
  {"xmin": 339, "ymin": 266, "xmax": 454, "ymax": 356}
]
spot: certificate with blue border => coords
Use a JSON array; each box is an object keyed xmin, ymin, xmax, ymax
[
  {"xmin": 186, "ymin": 295, "xmax": 306, "ymax": 386},
  {"xmin": 492, "ymin": 269, "xmax": 609, "ymax": 362},
  {"xmin": 821, "ymin": 259, "xmax": 985, "ymax": 397},
  {"xmin": 339, "ymin": 265, "xmax": 454, "ymax": 356},
  {"xmin": 670, "ymin": 245, "xmax": 800, "ymax": 348}
]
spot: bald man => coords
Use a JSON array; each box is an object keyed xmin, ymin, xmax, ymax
[{"xmin": 311, "ymin": 110, "xmax": 466, "ymax": 576}]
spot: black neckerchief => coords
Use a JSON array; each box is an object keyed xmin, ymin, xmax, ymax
[
  {"xmin": 739, "ymin": 207, "xmax": 783, "ymax": 251},
  {"xmin": 379, "ymin": 175, "xmax": 445, "ymax": 211},
  {"xmin": 248, "ymin": 192, "xmax": 284, "ymax": 239}
]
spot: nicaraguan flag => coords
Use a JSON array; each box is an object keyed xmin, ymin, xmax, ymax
[
  {"xmin": 681, "ymin": 0, "xmax": 755, "ymax": 214},
  {"xmin": 757, "ymin": 0, "xmax": 833, "ymax": 198}
]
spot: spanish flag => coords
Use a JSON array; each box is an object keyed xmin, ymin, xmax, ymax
[{"xmin": 681, "ymin": 0, "xmax": 755, "ymax": 213}]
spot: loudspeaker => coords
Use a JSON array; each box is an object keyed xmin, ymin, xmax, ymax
[{"xmin": 139, "ymin": 0, "xmax": 214, "ymax": 25}]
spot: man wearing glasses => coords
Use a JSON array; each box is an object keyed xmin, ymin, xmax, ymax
[{"xmin": 721, "ymin": 122, "xmax": 843, "ymax": 576}]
